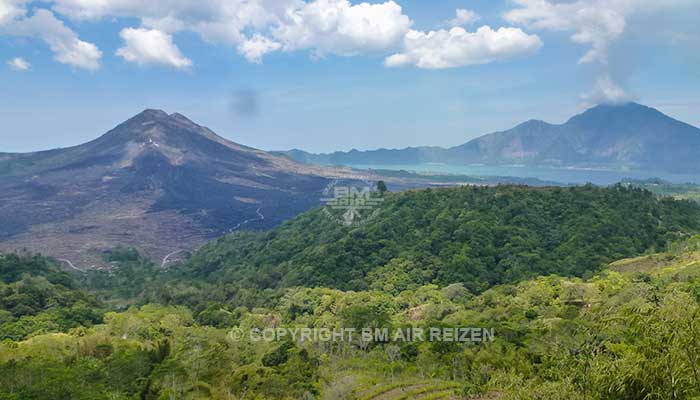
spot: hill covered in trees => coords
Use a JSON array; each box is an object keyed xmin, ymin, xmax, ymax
[
  {"xmin": 172, "ymin": 184, "xmax": 700, "ymax": 298},
  {"xmin": 3, "ymin": 184, "xmax": 700, "ymax": 399},
  {"xmin": 3, "ymin": 236, "xmax": 700, "ymax": 399},
  {"xmin": 0, "ymin": 254, "xmax": 102, "ymax": 341}
]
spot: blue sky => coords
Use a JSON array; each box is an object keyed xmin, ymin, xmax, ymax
[{"xmin": 1, "ymin": 0, "xmax": 699, "ymax": 153}]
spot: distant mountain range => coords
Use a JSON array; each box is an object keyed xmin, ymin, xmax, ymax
[
  {"xmin": 279, "ymin": 103, "xmax": 700, "ymax": 174},
  {"xmin": 0, "ymin": 110, "xmax": 378, "ymax": 266}
]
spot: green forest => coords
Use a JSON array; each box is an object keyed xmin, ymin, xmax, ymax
[{"xmin": 3, "ymin": 185, "xmax": 700, "ymax": 399}]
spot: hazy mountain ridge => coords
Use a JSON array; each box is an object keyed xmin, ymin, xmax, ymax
[
  {"xmin": 281, "ymin": 103, "xmax": 700, "ymax": 173},
  {"xmin": 274, "ymin": 145, "xmax": 445, "ymax": 165}
]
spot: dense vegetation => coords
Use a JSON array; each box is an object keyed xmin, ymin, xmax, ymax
[
  {"xmin": 3, "ymin": 184, "xmax": 700, "ymax": 399},
  {"xmin": 0, "ymin": 253, "xmax": 102, "ymax": 341},
  {"xmin": 2, "ymin": 237, "xmax": 700, "ymax": 399},
  {"xmin": 174, "ymin": 184, "xmax": 700, "ymax": 296}
]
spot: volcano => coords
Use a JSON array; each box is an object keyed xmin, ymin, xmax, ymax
[{"xmin": 0, "ymin": 110, "xmax": 372, "ymax": 267}]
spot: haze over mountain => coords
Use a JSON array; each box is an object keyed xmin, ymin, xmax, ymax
[
  {"xmin": 0, "ymin": 110, "xmax": 376, "ymax": 267},
  {"xmin": 281, "ymin": 103, "xmax": 700, "ymax": 173}
]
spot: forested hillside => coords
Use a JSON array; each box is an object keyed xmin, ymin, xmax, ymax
[
  {"xmin": 174, "ymin": 184, "xmax": 700, "ymax": 297},
  {"xmin": 3, "ymin": 237, "xmax": 700, "ymax": 399},
  {"xmin": 0, "ymin": 254, "xmax": 102, "ymax": 341},
  {"xmin": 2, "ymin": 185, "xmax": 700, "ymax": 399}
]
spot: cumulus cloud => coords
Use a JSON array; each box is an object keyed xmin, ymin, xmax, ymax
[
  {"xmin": 52, "ymin": 0, "xmax": 285, "ymax": 46},
  {"xmin": 50, "ymin": 0, "xmax": 412, "ymax": 62},
  {"xmin": 8, "ymin": 9, "xmax": 101, "ymax": 70},
  {"xmin": 271, "ymin": 0, "xmax": 412, "ymax": 56},
  {"xmin": 447, "ymin": 9, "xmax": 480, "ymax": 27},
  {"xmin": 1, "ymin": 0, "xmax": 546, "ymax": 69},
  {"xmin": 52, "ymin": 0, "xmax": 283, "ymax": 27},
  {"xmin": 116, "ymin": 27, "xmax": 192, "ymax": 69},
  {"xmin": 384, "ymin": 26, "xmax": 542, "ymax": 70},
  {"xmin": 7, "ymin": 56, "xmax": 29, "ymax": 71},
  {"xmin": 238, "ymin": 34, "xmax": 281, "ymax": 63},
  {"xmin": 0, "ymin": 0, "xmax": 26, "ymax": 25}
]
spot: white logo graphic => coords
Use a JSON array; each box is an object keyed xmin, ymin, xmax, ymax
[{"xmin": 321, "ymin": 181, "xmax": 384, "ymax": 226}]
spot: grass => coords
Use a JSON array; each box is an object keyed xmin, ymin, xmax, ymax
[
  {"xmin": 395, "ymin": 383, "xmax": 461, "ymax": 399},
  {"xmin": 355, "ymin": 380, "xmax": 460, "ymax": 400},
  {"xmin": 610, "ymin": 250, "xmax": 700, "ymax": 276}
]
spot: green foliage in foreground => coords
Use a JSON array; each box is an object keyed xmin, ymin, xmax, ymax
[
  {"xmin": 2, "ymin": 238, "xmax": 700, "ymax": 399},
  {"xmin": 0, "ymin": 254, "xmax": 102, "ymax": 341},
  {"xmin": 174, "ymin": 184, "xmax": 700, "ymax": 296}
]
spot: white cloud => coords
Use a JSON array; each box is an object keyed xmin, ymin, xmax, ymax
[
  {"xmin": 116, "ymin": 27, "xmax": 192, "ymax": 69},
  {"xmin": 447, "ymin": 9, "xmax": 480, "ymax": 27},
  {"xmin": 238, "ymin": 34, "xmax": 281, "ymax": 63},
  {"xmin": 7, "ymin": 56, "xmax": 29, "ymax": 71},
  {"xmin": 8, "ymin": 9, "xmax": 101, "ymax": 70},
  {"xmin": 581, "ymin": 75, "xmax": 635, "ymax": 105},
  {"xmin": 385, "ymin": 26, "xmax": 542, "ymax": 70},
  {"xmin": 3, "ymin": 0, "xmax": 414, "ymax": 67},
  {"xmin": 4, "ymin": 0, "xmax": 694, "ymax": 70},
  {"xmin": 272, "ymin": 0, "xmax": 412, "ymax": 57},
  {"xmin": 0, "ymin": 0, "xmax": 26, "ymax": 25},
  {"xmin": 51, "ymin": 0, "xmax": 292, "ymax": 49},
  {"xmin": 50, "ymin": 0, "xmax": 412, "ymax": 62},
  {"xmin": 51, "ymin": 0, "xmax": 283, "ymax": 27}
]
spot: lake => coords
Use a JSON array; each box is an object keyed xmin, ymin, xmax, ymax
[{"xmin": 348, "ymin": 163, "xmax": 700, "ymax": 186}]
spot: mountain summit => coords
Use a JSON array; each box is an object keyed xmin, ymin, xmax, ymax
[
  {"xmin": 0, "ymin": 110, "xmax": 371, "ymax": 266},
  {"xmin": 283, "ymin": 103, "xmax": 700, "ymax": 173},
  {"xmin": 452, "ymin": 102, "xmax": 700, "ymax": 172},
  {"xmin": 42, "ymin": 109, "xmax": 284, "ymax": 172}
]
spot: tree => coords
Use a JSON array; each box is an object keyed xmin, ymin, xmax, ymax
[{"xmin": 377, "ymin": 180, "xmax": 388, "ymax": 196}]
